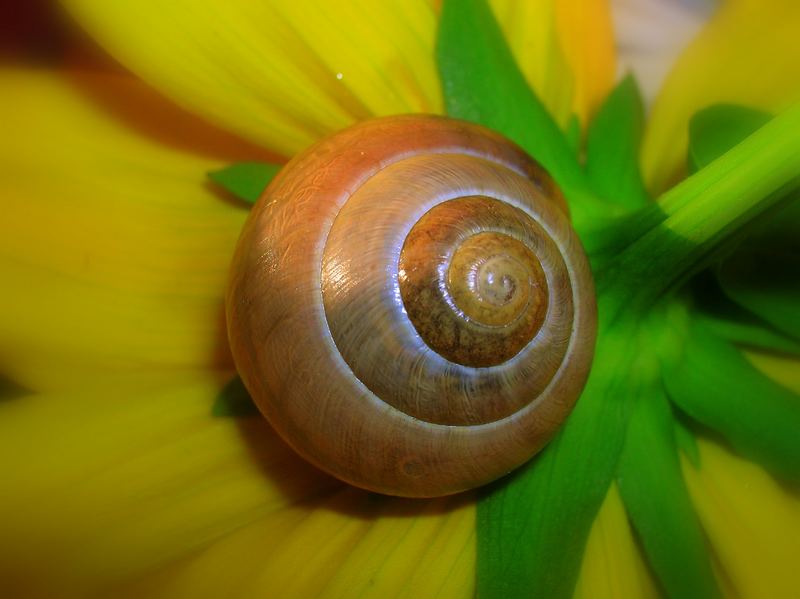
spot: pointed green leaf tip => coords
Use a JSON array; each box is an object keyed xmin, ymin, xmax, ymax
[
  {"xmin": 208, "ymin": 162, "xmax": 282, "ymax": 204},
  {"xmin": 212, "ymin": 376, "xmax": 260, "ymax": 417},
  {"xmin": 585, "ymin": 75, "xmax": 649, "ymax": 209},
  {"xmin": 688, "ymin": 104, "xmax": 771, "ymax": 173},
  {"xmin": 664, "ymin": 320, "xmax": 800, "ymax": 482}
]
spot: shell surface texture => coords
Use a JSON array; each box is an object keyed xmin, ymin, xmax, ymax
[{"xmin": 226, "ymin": 115, "xmax": 597, "ymax": 497}]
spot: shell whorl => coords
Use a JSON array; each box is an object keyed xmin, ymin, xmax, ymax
[{"xmin": 226, "ymin": 115, "xmax": 596, "ymax": 497}]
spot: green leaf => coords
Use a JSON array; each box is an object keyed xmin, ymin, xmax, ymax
[
  {"xmin": 688, "ymin": 104, "xmax": 771, "ymax": 173},
  {"xmin": 477, "ymin": 325, "xmax": 638, "ymax": 598},
  {"xmin": 436, "ymin": 0, "xmax": 591, "ymax": 213},
  {"xmin": 617, "ymin": 391, "xmax": 719, "ymax": 599},
  {"xmin": 585, "ymin": 75, "xmax": 649, "ymax": 209},
  {"xmin": 211, "ymin": 376, "xmax": 260, "ymax": 417},
  {"xmin": 208, "ymin": 162, "xmax": 282, "ymax": 204},
  {"xmin": 663, "ymin": 319, "xmax": 800, "ymax": 482}
]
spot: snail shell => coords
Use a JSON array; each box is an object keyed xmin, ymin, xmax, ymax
[{"xmin": 226, "ymin": 115, "xmax": 596, "ymax": 497}]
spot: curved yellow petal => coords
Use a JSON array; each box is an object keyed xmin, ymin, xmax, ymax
[
  {"xmin": 0, "ymin": 375, "xmax": 337, "ymax": 596},
  {"xmin": 491, "ymin": 0, "xmax": 615, "ymax": 128},
  {"xmin": 62, "ymin": 0, "xmax": 442, "ymax": 157},
  {"xmin": 574, "ymin": 483, "xmax": 660, "ymax": 599},
  {"xmin": 491, "ymin": 0, "xmax": 576, "ymax": 127},
  {"xmin": 642, "ymin": 0, "xmax": 800, "ymax": 193},
  {"xmin": 0, "ymin": 69, "xmax": 263, "ymax": 390},
  {"xmin": 682, "ymin": 439, "xmax": 800, "ymax": 599},
  {"xmin": 745, "ymin": 351, "xmax": 800, "ymax": 394},
  {"xmin": 555, "ymin": 0, "xmax": 616, "ymax": 126},
  {"xmin": 119, "ymin": 489, "xmax": 475, "ymax": 598}
]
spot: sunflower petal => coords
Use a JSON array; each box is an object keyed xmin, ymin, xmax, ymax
[
  {"xmin": 118, "ymin": 490, "xmax": 475, "ymax": 598},
  {"xmin": 489, "ymin": 0, "xmax": 576, "ymax": 128},
  {"xmin": 574, "ymin": 483, "xmax": 660, "ymax": 599},
  {"xmin": 62, "ymin": 0, "xmax": 441, "ymax": 156},
  {"xmin": 746, "ymin": 351, "xmax": 800, "ymax": 393},
  {"xmin": 554, "ymin": 0, "xmax": 616, "ymax": 126},
  {"xmin": 0, "ymin": 69, "xmax": 260, "ymax": 390},
  {"xmin": 682, "ymin": 439, "xmax": 800, "ymax": 599},
  {"xmin": 0, "ymin": 375, "xmax": 337, "ymax": 596},
  {"xmin": 642, "ymin": 1, "xmax": 800, "ymax": 192},
  {"xmin": 574, "ymin": 484, "xmax": 659, "ymax": 599},
  {"xmin": 490, "ymin": 0, "xmax": 615, "ymax": 129}
]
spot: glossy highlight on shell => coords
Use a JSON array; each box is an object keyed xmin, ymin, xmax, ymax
[{"xmin": 226, "ymin": 115, "xmax": 597, "ymax": 497}]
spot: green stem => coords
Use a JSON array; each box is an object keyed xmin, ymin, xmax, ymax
[{"xmin": 603, "ymin": 102, "xmax": 800, "ymax": 307}]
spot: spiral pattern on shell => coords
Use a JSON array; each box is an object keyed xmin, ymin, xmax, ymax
[{"xmin": 226, "ymin": 115, "xmax": 597, "ymax": 497}]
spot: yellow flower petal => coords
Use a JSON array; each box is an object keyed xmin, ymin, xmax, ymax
[
  {"xmin": 745, "ymin": 351, "xmax": 800, "ymax": 394},
  {"xmin": 491, "ymin": 0, "xmax": 616, "ymax": 128},
  {"xmin": 62, "ymin": 0, "xmax": 442, "ymax": 156},
  {"xmin": 0, "ymin": 375, "xmax": 337, "ymax": 596},
  {"xmin": 118, "ymin": 489, "xmax": 475, "ymax": 598},
  {"xmin": 682, "ymin": 439, "xmax": 800, "ymax": 599},
  {"xmin": 642, "ymin": 0, "xmax": 800, "ymax": 193},
  {"xmin": 0, "ymin": 69, "xmax": 261, "ymax": 390},
  {"xmin": 555, "ymin": 0, "xmax": 617, "ymax": 125},
  {"xmin": 574, "ymin": 483, "xmax": 660, "ymax": 599},
  {"xmin": 491, "ymin": 0, "xmax": 576, "ymax": 127}
]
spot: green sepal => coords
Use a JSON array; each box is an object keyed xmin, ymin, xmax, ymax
[
  {"xmin": 477, "ymin": 323, "xmax": 638, "ymax": 598},
  {"xmin": 688, "ymin": 104, "xmax": 772, "ymax": 173},
  {"xmin": 208, "ymin": 162, "xmax": 282, "ymax": 204},
  {"xmin": 585, "ymin": 75, "xmax": 649, "ymax": 210},
  {"xmin": 663, "ymin": 319, "xmax": 800, "ymax": 482},
  {"xmin": 695, "ymin": 312, "xmax": 800, "ymax": 355},
  {"xmin": 211, "ymin": 376, "xmax": 260, "ymax": 418},
  {"xmin": 436, "ymin": 0, "xmax": 593, "ymax": 216},
  {"xmin": 617, "ymin": 391, "xmax": 719, "ymax": 599}
]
